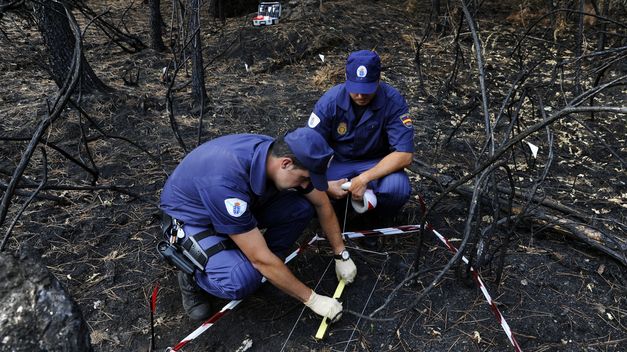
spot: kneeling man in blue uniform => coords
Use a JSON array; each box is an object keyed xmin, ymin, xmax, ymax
[
  {"xmin": 307, "ymin": 50, "xmax": 414, "ymax": 220},
  {"xmin": 160, "ymin": 128, "xmax": 357, "ymax": 321}
]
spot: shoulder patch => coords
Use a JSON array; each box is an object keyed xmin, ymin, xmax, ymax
[
  {"xmin": 399, "ymin": 114, "xmax": 412, "ymax": 128},
  {"xmin": 308, "ymin": 112, "xmax": 321, "ymax": 128},
  {"xmin": 224, "ymin": 198, "xmax": 247, "ymax": 217}
]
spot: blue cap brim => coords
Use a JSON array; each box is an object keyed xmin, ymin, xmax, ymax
[{"xmin": 345, "ymin": 80, "xmax": 378, "ymax": 95}]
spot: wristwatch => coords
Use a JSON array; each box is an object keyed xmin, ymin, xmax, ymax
[{"xmin": 334, "ymin": 249, "xmax": 350, "ymax": 261}]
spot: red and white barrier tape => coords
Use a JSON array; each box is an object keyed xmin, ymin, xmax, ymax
[
  {"xmin": 166, "ymin": 234, "xmax": 322, "ymax": 351},
  {"xmin": 166, "ymin": 223, "xmax": 521, "ymax": 351},
  {"xmin": 342, "ymin": 224, "xmax": 421, "ymax": 239},
  {"xmin": 345, "ymin": 222, "xmax": 521, "ymax": 350},
  {"xmin": 427, "ymin": 224, "xmax": 522, "ymax": 351}
]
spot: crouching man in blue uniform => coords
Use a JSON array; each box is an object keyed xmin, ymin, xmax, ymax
[
  {"xmin": 160, "ymin": 128, "xmax": 357, "ymax": 321},
  {"xmin": 306, "ymin": 50, "xmax": 414, "ymax": 221}
]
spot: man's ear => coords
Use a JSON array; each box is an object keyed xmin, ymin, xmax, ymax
[{"xmin": 280, "ymin": 157, "xmax": 293, "ymax": 169}]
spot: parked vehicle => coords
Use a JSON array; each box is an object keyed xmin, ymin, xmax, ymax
[{"xmin": 252, "ymin": 2, "xmax": 281, "ymax": 26}]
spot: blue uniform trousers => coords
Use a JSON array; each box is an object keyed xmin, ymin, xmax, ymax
[
  {"xmin": 327, "ymin": 158, "xmax": 411, "ymax": 215},
  {"xmin": 183, "ymin": 191, "xmax": 314, "ymax": 300}
]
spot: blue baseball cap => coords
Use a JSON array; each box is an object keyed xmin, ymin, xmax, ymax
[
  {"xmin": 345, "ymin": 50, "xmax": 381, "ymax": 94},
  {"xmin": 284, "ymin": 128, "xmax": 333, "ymax": 191}
]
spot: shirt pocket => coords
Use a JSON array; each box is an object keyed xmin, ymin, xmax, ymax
[{"xmin": 355, "ymin": 121, "xmax": 381, "ymax": 152}]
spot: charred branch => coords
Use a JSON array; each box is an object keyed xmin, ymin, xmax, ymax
[
  {"xmin": 0, "ymin": 2, "xmax": 81, "ymax": 233},
  {"xmin": 0, "ymin": 147, "xmax": 47, "ymax": 252},
  {"xmin": 74, "ymin": 1, "xmax": 146, "ymax": 53},
  {"xmin": 0, "ymin": 185, "xmax": 69, "ymax": 205},
  {"xmin": 0, "ymin": 136, "xmax": 98, "ymax": 181},
  {"xmin": 187, "ymin": 0, "xmax": 208, "ymax": 112},
  {"xmin": 524, "ymin": 210, "xmax": 627, "ymax": 266},
  {"xmin": 0, "ymin": 179, "xmax": 153, "ymax": 206},
  {"xmin": 408, "ymin": 158, "xmax": 627, "ymax": 267}
]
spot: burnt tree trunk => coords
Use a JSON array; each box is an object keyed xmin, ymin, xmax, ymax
[
  {"xmin": 33, "ymin": 1, "xmax": 110, "ymax": 93},
  {"xmin": 188, "ymin": 0, "xmax": 207, "ymax": 111},
  {"xmin": 208, "ymin": 0, "xmax": 226, "ymax": 22},
  {"xmin": 149, "ymin": 0, "xmax": 166, "ymax": 51}
]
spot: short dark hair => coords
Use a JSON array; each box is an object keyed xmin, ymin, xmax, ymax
[{"xmin": 270, "ymin": 135, "xmax": 306, "ymax": 170}]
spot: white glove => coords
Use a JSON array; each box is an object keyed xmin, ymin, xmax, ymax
[
  {"xmin": 304, "ymin": 290, "xmax": 343, "ymax": 322},
  {"xmin": 335, "ymin": 258, "xmax": 357, "ymax": 284}
]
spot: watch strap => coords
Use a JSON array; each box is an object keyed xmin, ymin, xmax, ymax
[{"xmin": 334, "ymin": 249, "xmax": 349, "ymax": 261}]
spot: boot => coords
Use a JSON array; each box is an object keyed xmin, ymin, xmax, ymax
[
  {"xmin": 351, "ymin": 213, "xmax": 381, "ymax": 250},
  {"xmin": 177, "ymin": 272, "xmax": 213, "ymax": 321}
]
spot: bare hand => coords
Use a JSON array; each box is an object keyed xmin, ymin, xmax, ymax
[
  {"xmin": 327, "ymin": 178, "xmax": 349, "ymax": 200},
  {"xmin": 348, "ymin": 175, "xmax": 368, "ymax": 201}
]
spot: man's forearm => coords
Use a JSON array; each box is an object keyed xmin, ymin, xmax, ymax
[
  {"xmin": 256, "ymin": 256, "xmax": 312, "ymax": 302},
  {"xmin": 307, "ymin": 190, "xmax": 346, "ymax": 254},
  {"xmin": 230, "ymin": 228, "xmax": 312, "ymax": 302},
  {"xmin": 361, "ymin": 151, "xmax": 412, "ymax": 182},
  {"xmin": 316, "ymin": 200, "xmax": 345, "ymax": 254}
]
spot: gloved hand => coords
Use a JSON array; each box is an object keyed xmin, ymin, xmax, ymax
[
  {"xmin": 304, "ymin": 290, "xmax": 343, "ymax": 322},
  {"xmin": 335, "ymin": 257, "xmax": 357, "ymax": 284}
]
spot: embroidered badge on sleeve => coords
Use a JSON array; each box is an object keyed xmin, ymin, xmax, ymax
[
  {"xmin": 399, "ymin": 114, "xmax": 413, "ymax": 128},
  {"xmin": 224, "ymin": 198, "xmax": 247, "ymax": 217},
  {"xmin": 308, "ymin": 112, "xmax": 321, "ymax": 128}
]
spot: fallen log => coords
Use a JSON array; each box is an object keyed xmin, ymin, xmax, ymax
[
  {"xmin": 522, "ymin": 209, "xmax": 627, "ymax": 266},
  {"xmin": 407, "ymin": 159, "xmax": 627, "ymax": 267}
]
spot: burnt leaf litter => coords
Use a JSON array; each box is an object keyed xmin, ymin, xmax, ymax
[{"xmin": 0, "ymin": 0, "xmax": 625, "ymax": 351}]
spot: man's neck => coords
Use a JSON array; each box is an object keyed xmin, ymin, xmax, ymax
[{"xmin": 351, "ymin": 100, "xmax": 369, "ymax": 124}]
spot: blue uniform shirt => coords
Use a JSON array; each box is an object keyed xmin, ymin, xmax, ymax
[
  {"xmin": 160, "ymin": 134, "xmax": 273, "ymax": 235},
  {"xmin": 307, "ymin": 82, "xmax": 414, "ymax": 161}
]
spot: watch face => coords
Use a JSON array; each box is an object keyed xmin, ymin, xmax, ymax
[{"xmin": 341, "ymin": 250, "xmax": 350, "ymax": 260}]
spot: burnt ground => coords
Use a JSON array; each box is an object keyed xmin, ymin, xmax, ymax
[{"xmin": 0, "ymin": 0, "xmax": 626, "ymax": 351}]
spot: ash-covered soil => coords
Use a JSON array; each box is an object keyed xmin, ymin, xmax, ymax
[{"xmin": 0, "ymin": 0, "xmax": 625, "ymax": 351}]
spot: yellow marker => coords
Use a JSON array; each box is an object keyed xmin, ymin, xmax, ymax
[{"xmin": 315, "ymin": 279, "xmax": 346, "ymax": 339}]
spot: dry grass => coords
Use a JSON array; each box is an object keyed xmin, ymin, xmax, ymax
[{"xmin": 312, "ymin": 64, "xmax": 344, "ymax": 91}]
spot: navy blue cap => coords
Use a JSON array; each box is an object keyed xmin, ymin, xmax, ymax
[
  {"xmin": 345, "ymin": 50, "xmax": 381, "ymax": 94},
  {"xmin": 284, "ymin": 128, "xmax": 333, "ymax": 191}
]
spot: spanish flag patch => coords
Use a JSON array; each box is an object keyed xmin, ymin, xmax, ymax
[{"xmin": 399, "ymin": 114, "xmax": 412, "ymax": 128}]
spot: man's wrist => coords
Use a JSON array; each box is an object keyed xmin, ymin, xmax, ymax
[
  {"xmin": 358, "ymin": 172, "xmax": 373, "ymax": 184},
  {"xmin": 333, "ymin": 243, "xmax": 346, "ymax": 255},
  {"xmin": 334, "ymin": 249, "xmax": 350, "ymax": 261}
]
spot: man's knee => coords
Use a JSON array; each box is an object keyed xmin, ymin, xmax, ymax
[
  {"xmin": 257, "ymin": 193, "xmax": 314, "ymax": 227},
  {"xmin": 264, "ymin": 197, "xmax": 314, "ymax": 254},
  {"xmin": 194, "ymin": 249, "xmax": 263, "ymax": 300},
  {"xmin": 377, "ymin": 172, "xmax": 411, "ymax": 209},
  {"xmin": 291, "ymin": 196, "xmax": 315, "ymax": 222}
]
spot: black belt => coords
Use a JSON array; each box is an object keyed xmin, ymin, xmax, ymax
[
  {"xmin": 159, "ymin": 211, "xmax": 237, "ymax": 272},
  {"xmin": 181, "ymin": 229, "xmax": 237, "ymax": 260}
]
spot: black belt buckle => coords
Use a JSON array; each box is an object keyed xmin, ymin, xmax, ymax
[{"xmin": 180, "ymin": 236, "xmax": 209, "ymax": 270}]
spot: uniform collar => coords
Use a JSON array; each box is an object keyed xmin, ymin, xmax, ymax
[
  {"xmin": 250, "ymin": 139, "xmax": 272, "ymax": 196},
  {"xmin": 337, "ymin": 83, "xmax": 386, "ymax": 112}
]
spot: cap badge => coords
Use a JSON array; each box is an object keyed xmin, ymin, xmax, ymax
[
  {"xmin": 356, "ymin": 65, "xmax": 367, "ymax": 78},
  {"xmin": 337, "ymin": 122, "xmax": 348, "ymax": 135}
]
